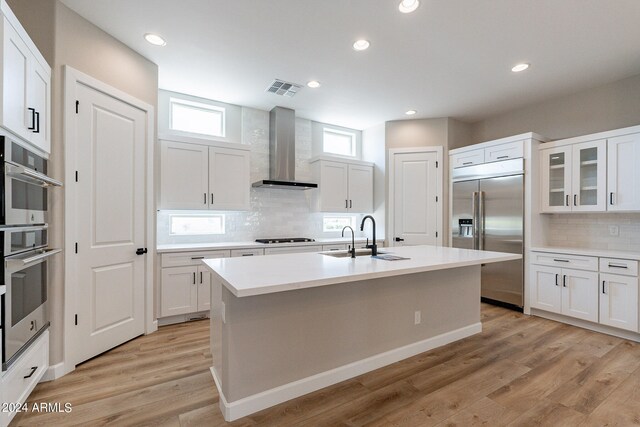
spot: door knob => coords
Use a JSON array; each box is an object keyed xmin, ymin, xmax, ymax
[
  {"xmin": 136, "ymin": 248, "xmax": 148, "ymax": 255},
  {"xmin": 395, "ymin": 237, "xmax": 405, "ymax": 242}
]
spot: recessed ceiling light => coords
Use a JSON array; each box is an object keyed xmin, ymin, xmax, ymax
[
  {"xmin": 307, "ymin": 80, "xmax": 321, "ymax": 88},
  {"xmin": 398, "ymin": 0, "xmax": 420, "ymax": 13},
  {"xmin": 352, "ymin": 39, "xmax": 370, "ymax": 51},
  {"xmin": 511, "ymin": 63, "xmax": 530, "ymax": 72},
  {"xmin": 144, "ymin": 33, "xmax": 166, "ymax": 46},
  {"xmin": 405, "ymin": 110, "xmax": 417, "ymax": 115}
]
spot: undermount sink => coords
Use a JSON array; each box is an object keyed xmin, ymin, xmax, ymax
[{"xmin": 321, "ymin": 249, "xmax": 386, "ymax": 258}]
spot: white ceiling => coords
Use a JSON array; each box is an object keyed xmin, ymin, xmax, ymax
[{"xmin": 60, "ymin": 0, "xmax": 640, "ymax": 130}]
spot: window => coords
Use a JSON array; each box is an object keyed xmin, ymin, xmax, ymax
[
  {"xmin": 169, "ymin": 97, "xmax": 225, "ymax": 137},
  {"xmin": 170, "ymin": 214, "xmax": 225, "ymax": 235},
  {"xmin": 323, "ymin": 215, "xmax": 356, "ymax": 232},
  {"xmin": 323, "ymin": 128, "xmax": 356, "ymax": 157}
]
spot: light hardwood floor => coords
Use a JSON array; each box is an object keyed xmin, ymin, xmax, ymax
[{"xmin": 12, "ymin": 304, "xmax": 640, "ymax": 426}]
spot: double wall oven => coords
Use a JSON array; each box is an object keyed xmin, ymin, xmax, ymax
[{"xmin": 0, "ymin": 136, "xmax": 62, "ymax": 370}]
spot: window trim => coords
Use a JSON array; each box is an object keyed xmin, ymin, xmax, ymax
[
  {"xmin": 322, "ymin": 127, "xmax": 357, "ymax": 158},
  {"xmin": 169, "ymin": 97, "xmax": 226, "ymax": 138}
]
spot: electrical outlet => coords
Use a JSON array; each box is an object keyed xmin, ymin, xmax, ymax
[
  {"xmin": 414, "ymin": 310, "xmax": 421, "ymax": 325},
  {"xmin": 609, "ymin": 225, "xmax": 620, "ymax": 236}
]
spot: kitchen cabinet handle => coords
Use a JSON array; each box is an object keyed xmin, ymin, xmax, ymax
[
  {"xmin": 211, "ymin": 193, "xmax": 214, "ymax": 205},
  {"xmin": 563, "ymin": 275, "xmax": 567, "ymax": 287},
  {"xmin": 608, "ymin": 263, "xmax": 628, "ymax": 269},
  {"xmin": 24, "ymin": 366, "xmax": 38, "ymax": 379},
  {"xmin": 573, "ymin": 194, "xmax": 577, "ymax": 206},
  {"xmin": 602, "ymin": 280, "xmax": 606, "ymax": 294},
  {"xmin": 553, "ymin": 258, "xmax": 570, "ymax": 263},
  {"xmin": 345, "ymin": 200, "xmax": 348, "ymax": 209},
  {"xmin": 463, "ymin": 161, "xmax": 473, "ymax": 165},
  {"xmin": 191, "ymin": 256, "xmax": 205, "ymax": 260},
  {"xmin": 193, "ymin": 272, "xmax": 196, "ymax": 284},
  {"xmin": 610, "ymin": 192, "xmax": 614, "ymax": 205},
  {"xmin": 555, "ymin": 273, "xmax": 559, "ymax": 286},
  {"xmin": 566, "ymin": 195, "xmax": 569, "ymax": 206},
  {"xmin": 28, "ymin": 108, "xmax": 36, "ymax": 130},
  {"xmin": 349, "ymin": 200, "xmax": 352, "ymax": 208},
  {"xmin": 200, "ymin": 272, "xmax": 203, "ymax": 284},
  {"xmin": 34, "ymin": 112, "xmax": 40, "ymax": 133},
  {"xmin": 496, "ymin": 155, "xmax": 509, "ymax": 159},
  {"xmin": 241, "ymin": 253, "xmax": 254, "ymax": 256},
  {"xmin": 204, "ymin": 193, "xmax": 207, "ymax": 204}
]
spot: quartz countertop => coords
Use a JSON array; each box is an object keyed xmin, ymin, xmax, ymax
[
  {"xmin": 157, "ymin": 237, "xmax": 384, "ymax": 253},
  {"xmin": 203, "ymin": 245, "xmax": 520, "ymax": 297},
  {"xmin": 530, "ymin": 246, "xmax": 640, "ymax": 261}
]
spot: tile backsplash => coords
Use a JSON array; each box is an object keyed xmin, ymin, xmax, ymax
[
  {"xmin": 157, "ymin": 107, "xmax": 366, "ymax": 245},
  {"xmin": 544, "ymin": 213, "xmax": 640, "ymax": 252}
]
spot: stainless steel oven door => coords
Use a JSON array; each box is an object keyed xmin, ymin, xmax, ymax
[
  {"xmin": 3, "ymin": 247, "xmax": 60, "ymax": 370},
  {"xmin": 4, "ymin": 162, "xmax": 62, "ymax": 225},
  {"xmin": 3, "ymin": 225, "xmax": 48, "ymax": 256}
]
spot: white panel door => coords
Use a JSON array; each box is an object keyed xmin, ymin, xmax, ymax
[
  {"xmin": 571, "ymin": 140, "xmax": 606, "ymax": 212},
  {"xmin": 209, "ymin": 147, "xmax": 250, "ymax": 211},
  {"xmin": 608, "ymin": 133, "xmax": 640, "ymax": 211},
  {"xmin": 561, "ymin": 268, "xmax": 599, "ymax": 322},
  {"xmin": 2, "ymin": 19, "xmax": 29, "ymax": 140},
  {"xmin": 160, "ymin": 141, "xmax": 209, "ymax": 210},
  {"xmin": 27, "ymin": 59, "xmax": 50, "ymax": 153},
  {"xmin": 392, "ymin": 151, "xmax": 439, "ymax": 246},
  {"xmin": 161, "ymin": 266, "xmax": 198, "ymax": 317},
  {"xmin": 529, "ymin": 265, "xmax": 562, "ymax": 313},
  {"xmin": 347, "ymin": 164, "xmax": 373, "ymax": 213},
  {"xmin": 197, "ymin": 267, "xmax": 212, "ymax": 312},
  {"xmin": 318, "ymin": 161, "xmax": 349, "ymax": 212},
  {"xmin": 74, "ymin": 83, "xmax": 147, "ymax": 365},
  {"xmin": 600, "ymin": 273, "xmax": 639, "ymax": 332}
]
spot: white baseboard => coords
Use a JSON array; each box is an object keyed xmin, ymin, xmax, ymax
[
  {"xmin": 211, "ymin": 322, "xmax": 482, "ymax": 421},
  {"xmin": 158, "ymin": 312, "xmax": 209, "ymax": 327},
  {"xmin": 531, "ymin": 309, "xmax": 640, "ymax": 342},
  {"xmin": 41, "ymin": 362, "xmax": 65, "ymax": 382}
]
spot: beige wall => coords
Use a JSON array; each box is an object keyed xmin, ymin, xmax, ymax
[
  {"xmin": 470, "ymin": 73, "xmax": 640, "ymax": 144},
  {"xmin": 7, "ymin": 0, "xmax": 158, "ymax": 365}
]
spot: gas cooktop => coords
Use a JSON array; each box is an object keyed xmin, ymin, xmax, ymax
[{"xmin": 255, "ymin": 238, "xmax": 315, "ymax": 244}]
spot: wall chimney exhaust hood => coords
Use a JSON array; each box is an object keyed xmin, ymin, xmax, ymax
[{"xmin": 252, "ymin": 107, "xmax": 318, "ymax": 190}]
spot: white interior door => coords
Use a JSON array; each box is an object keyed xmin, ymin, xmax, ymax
[
  {"xmin": 392, "ymin": 151, "xmax": 440, "ymax": 246},
  {"xmin": 73, "ymin": 82, "xmax": 147, "ymax": 365}
]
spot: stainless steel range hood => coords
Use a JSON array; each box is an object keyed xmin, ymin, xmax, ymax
[{"xmin": 252, "ymin": 107, "xmax": 318, "ymax": 190}]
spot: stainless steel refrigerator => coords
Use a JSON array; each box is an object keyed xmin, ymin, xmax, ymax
[{"xmin": 451, "ymin": 159, "xmax": 524, "ymax": 308}]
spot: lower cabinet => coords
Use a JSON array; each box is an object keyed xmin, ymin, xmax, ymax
[{"xmin": 600, "ymin": 273, "xmax": 639, "ymax": 332}]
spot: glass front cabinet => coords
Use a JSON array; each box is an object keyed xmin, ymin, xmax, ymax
[{"xmin": 541, "ymin": 140, "xmax": 606, "ymax": 212}]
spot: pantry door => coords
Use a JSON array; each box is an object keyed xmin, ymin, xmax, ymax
[{"xmin": 65, "ymin": 67, "xmax": 155, "ymax": 368}]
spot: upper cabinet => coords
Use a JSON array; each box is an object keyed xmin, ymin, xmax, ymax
[
  {"xmin": 540, "ymin": 126, "xmax": 640, "ymax": 213},
  {"xmin": 160, "ymin": 139, "xmax": 250, "ymax": 211},
  {"xmin": 310, "ymin": 157, "xmax": 374, "ymax": 213},
  {"xmin": 0, "ymin": 13, "xmax": 51, "ymax": 154},
  {"xmin": 450, "ymin": 139, "xmax": 525, "ymax": 169}
]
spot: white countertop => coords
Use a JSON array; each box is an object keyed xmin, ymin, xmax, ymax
[
  {"xmin": 203, "ymin": 245, "xmax": 521, "ymax": 297},
  {"xmin": 157, "ymin": 237, "xmax": 384, "ymax": 253},
  {"xmin": 530, "ymin": 246, "xmax": 640, "ymax": 261}
]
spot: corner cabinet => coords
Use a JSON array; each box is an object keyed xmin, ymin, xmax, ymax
[
  {"xmin": 310, "ymin": 157, "xmax": 374, "ymax": 213},
  {"xmin": 160, "ymin": 139, "xmax": 250, "ymax": 211},
  {"xmin": 1, "ymin": 12, "xmax": 51, "ymax": 154}
]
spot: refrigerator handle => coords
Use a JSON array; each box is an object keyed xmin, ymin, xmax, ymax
[
  {"xmin": 478, "ymin": 191, "xmax": 485, "ymax": 251},
  {"xmin": 472, "ymin": 191, "xmax": 479, "ymax": 250}
]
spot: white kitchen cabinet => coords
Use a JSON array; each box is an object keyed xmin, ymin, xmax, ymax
[
  {"xmin": 231, "ymin": 248, "xmax": 264, "ymax": 257},
  {"xmin": 264, "ymin": 245, "xmax": 323, "ymax": 255},
  {"xmin": 607, "ymin": 133, "xmax": 640, "ymax": 211},
  {"xmin": 540, "ymin": 140, "xmax": 606, "ymax": 213},
  {"xmin": 451, "ymin": 149, "xmax": 484, "ymax": 168},
  {"xmin": 530, "ymin": 264, "xmax": 598, "ymax": 322},
  {"xmin": 484, "ymin": 141, "xmax": 524, "ymax": 163},
  {"xmin": 1, "ymin": 15, "xmax": 51, "ymax": 154},
  {"xmin": 311, "ymin": 158, "xmax": 373, "ymax": 213},
  {"xmin": 198, "ymin": 268, "xmax": 212, "ymax": 312},
  {"xmin": 599, "ymin": 273, "xmax": 639, "ymax": 332},
  {"xmin": 159, "ymin": 140, "xmax": 250, "ymax": 211}
]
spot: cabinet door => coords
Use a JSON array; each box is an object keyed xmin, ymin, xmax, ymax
[
  {"xmin": 451, "ymin": 149, "xmax": 484, "ymax": 168},
  {"xmin": 571, "ymin": 140, "xmax": 606, "ymax": 212},
  {"xmin": 599, "ymin": 273, "xmax": 638, "ymax": 332},
  {"xmin": 529, "ymin": 265, "xmax": 562, "ymax": 313},
  {"xmin": 27, "ymin": 59, "xmax": 50, "ymax": 153},
  {"xmin": 209, "ymin": 147, "xmax": 250, "ymax": 211},
  {"xmin": 2, "ymin": 19, "xmax": 30, "ymax": 141},
  {"xmin": 561, "ymin": 268, "xmax": 598, "ymax": 322},
  {"xmin": 318, "ymin": 161, "xmax": 349, "ymax": 212},
  {"xmin": 347, "ymin": 164, "xmax": 373, "ymax": 213},
  {"xmin": 160, "ymin": 266, "xmax": 198, "ymax": 317},
  {"xmin": 197, "ymin": 267, "xmax": 212, "ymax": 312},
  {"xmin": 608, "ymin": 133, "xmax": 640, "ymax": 211},
  {"xmin": 160, "ymin": 141, "xmax": 209, "ymax": 209},
  {"xmin": 540, "ymin": 147, "xmax": 572, "ymax": 212}
]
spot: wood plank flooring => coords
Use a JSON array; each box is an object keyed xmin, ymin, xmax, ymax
[{"xmin": 11, "ymin": 304, "xmax": 640, "ymax": 426}]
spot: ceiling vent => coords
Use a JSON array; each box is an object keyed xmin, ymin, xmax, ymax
[{"xmin": 266, "ymin": 79, "xmax": 302, "ymax": 97}]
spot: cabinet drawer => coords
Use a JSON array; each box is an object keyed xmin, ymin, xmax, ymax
[
  {"xmin": 531, "ymin": 252, "xmax": 598, "ymax": 271},
  {"xmin": 230, "ymin": 248, "xmax": 264, "ymax": 257},
  {"xmin": 599, "ymin": 258, "xmax": 638, "ymax": 276},
  {"xmin": 161, "ymin": 250, "xmax": 231, "ymax": 267},
  {"xmin": 485, "ymin": 141, "xmax": 524, "ymax": 162},
  {"xmin": 3, "ymin": 331, "xmax": 49, "ymax": 414},
  {"xmin": 322, "ymin": 244, "xmax": 348, "ymax": 251},
  {"xmin": 451, "ymin": 150, "xmax": 485, "ymax": 168}
]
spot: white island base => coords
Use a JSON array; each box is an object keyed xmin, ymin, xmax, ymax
[{"xmin": 204, "ymin": 246, "xmax": 520, "ymax": 421}]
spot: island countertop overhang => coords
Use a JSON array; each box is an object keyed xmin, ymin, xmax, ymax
[{"xmin": 202, "ymin": 245, "xmax": 521, "ymax": 298}]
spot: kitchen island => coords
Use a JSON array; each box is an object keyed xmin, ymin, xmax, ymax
[{"xmin": 203, "ymin": 245, "xmax": 520, "ymax": 421}]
